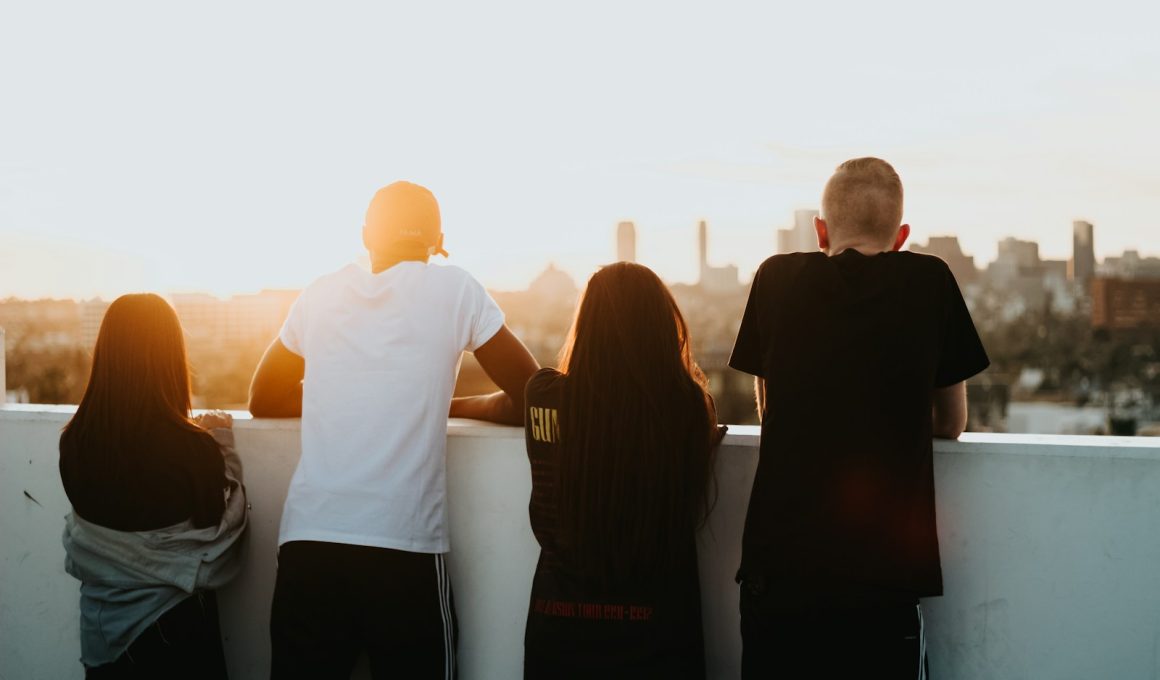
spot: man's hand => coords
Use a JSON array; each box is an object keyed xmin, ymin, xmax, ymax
[
  {"xmin": 450, "ymin": 326, "xmax": 540, "ymax": 426},
  {"xmin": 249, "ymin": 339, "xmax": 305, "ymax": 418}
]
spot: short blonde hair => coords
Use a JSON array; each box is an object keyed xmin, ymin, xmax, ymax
[{"xmin": 821, "ymin": 157, "xmax": 904, "ymax": 243}]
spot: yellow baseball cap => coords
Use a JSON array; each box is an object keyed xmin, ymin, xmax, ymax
[{"xmin": 365, "ymin": 181, "xmax": 449, "ymax": 257}]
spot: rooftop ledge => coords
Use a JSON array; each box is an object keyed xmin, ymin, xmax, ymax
[
  {"xmin": 3, "ymin": 404, "xmax": 1160, "ymax": 679},
  {"xmin": 4, "ymin": 403, "xmax": 1157, "ymax": 456}
]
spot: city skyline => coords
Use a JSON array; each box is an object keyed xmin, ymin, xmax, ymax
[
  {"xmin": 2, "ymin": 199, "xmax": 1158, "ymax": 300},
  {"xmin": 3, "ymin": 220, "xmax": 1156, "ymax": 303},
  {"xmin": 6, "ymin": 216, "xmax": 1158, "ymax": 432}
]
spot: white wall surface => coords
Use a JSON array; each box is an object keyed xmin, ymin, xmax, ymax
[
  {"xmin": 0, "ymin": 329, "xmax": 6, "ymax": 406},
  {"xmin": 2, "ymin": 405, "xmax": 1160, "ymax": 679}
]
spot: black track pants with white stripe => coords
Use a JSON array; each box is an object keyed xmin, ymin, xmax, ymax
[{"xmin": 270, "ymin": 541, "xmax": 458, "ymax": 680}]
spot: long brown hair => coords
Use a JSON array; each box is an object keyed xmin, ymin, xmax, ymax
[
  {"xmin": 556, "ymin": 262, "xmax": 717, "ymax": 590},
  {"xmin": 62, "ymin": 294, "xmax": 198, "ymax": 452}
]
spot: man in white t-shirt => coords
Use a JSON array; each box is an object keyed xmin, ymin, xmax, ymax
[{"xmin": 249, "ymin": 181, "xmax": 540, "ymax": 679}]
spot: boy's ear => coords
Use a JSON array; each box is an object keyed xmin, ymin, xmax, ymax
[
  {"xmin": 814, "ymin": 215, "xmax": 830, "ymax": 251},
  {"xmin": 891, "ymin": 224, "xmax": 911, "ymax": 252}
]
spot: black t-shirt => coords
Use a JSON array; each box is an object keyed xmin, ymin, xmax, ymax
[
  {"xmin": 729, "ymin": 250, "xmax": 989, "ymax": 601},
  {"xmin": 59, "ymin": 420, "xmax": 227, "ymax": 531},
  {"xmin": 522, "ymin": 369, "xmax": 705, "ymax": 679}
]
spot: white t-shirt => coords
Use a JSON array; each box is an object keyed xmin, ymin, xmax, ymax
[{"xmin": 277, "ymin": 261, "xmax": 505, "ymax": 553}]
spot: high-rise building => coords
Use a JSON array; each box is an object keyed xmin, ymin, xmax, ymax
[
  {"xmin": 616, "ymin": 221, "xmax": 636, "ymax": 263},
  {"xmin": 1071, "ymin": 220, "xmax": 1095, "ymax": 289},
  {"xmin": 987, "ymin": 237, "xmax": 1040, "ymax": 282},
  {"xmin": 997, "ymin": 237, "xmax": 1040, "ymax": 269},
  {"xmin": 986, "ymin": 237, "xmax": 1051, "ymax": 312},
  {"xmin": 776, "ymin": 209, "xmax": 819, "ymax": 254},
  {"xmin": 910, "ymin": 236, "xmax": 979, "ymax": 285}
]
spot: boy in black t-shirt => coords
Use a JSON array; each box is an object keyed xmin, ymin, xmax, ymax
[{"xmin": 729, "ymin": 157, "xmax": 989, "ymax": 678}]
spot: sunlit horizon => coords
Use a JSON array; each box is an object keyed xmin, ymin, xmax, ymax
[{"xmin": 3, "ymin": 220, "xmax": 1158, "ymax": 303}]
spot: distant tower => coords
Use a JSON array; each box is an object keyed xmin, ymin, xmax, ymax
[
  {"xmin": 616, "ymin": 221, "xmax": 636, "ymax": 263},
  {"xmin": 1071, "ymin": 220, "xmax": 1095, "ymax": 289},
  {"xmin": 698, "ymin": 220, "xmax": 709, "ymax": 280},
  {"xmin": 696, "ymin": 220, "xmax": 741, "ymax": 293}
]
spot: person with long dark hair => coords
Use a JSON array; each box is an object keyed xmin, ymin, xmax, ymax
[
  {"xmin": 522, "ymin": 262, "xmax": 723, "ymax": 679},
  {"xmin": 60, "ymin": 293, "xmax": 248, "ymax": 679}
]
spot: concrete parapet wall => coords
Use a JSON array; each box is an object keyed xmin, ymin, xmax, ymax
[{"xmin": 2, "ymin": 406, "xmax": 1159, "ymax": 679}]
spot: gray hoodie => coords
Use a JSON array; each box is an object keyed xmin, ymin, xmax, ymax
[{"xmin": 62, "ymin": 427, "xmax": 248, "ymax": 666}]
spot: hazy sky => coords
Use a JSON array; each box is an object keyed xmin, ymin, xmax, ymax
[{"xmin": 2, "ymin": 0, "xmax": 1158, "ymax": 299}]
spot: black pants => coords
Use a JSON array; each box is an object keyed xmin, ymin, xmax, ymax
[
  {"xmin": 270, "ymin": 541, "xmax": 458, "ymax": 680},
  {"xmin": 740, "ymin": 581, "xmax": 927, "ymax": 679},
  {"xmin": 85, "ymin": 590, "xmax": 229, "ymax": 680}
]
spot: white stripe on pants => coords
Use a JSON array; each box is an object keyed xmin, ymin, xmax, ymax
[{"xmin": 435, "ymin": 554, "xmax": 456, "ymax": 680}]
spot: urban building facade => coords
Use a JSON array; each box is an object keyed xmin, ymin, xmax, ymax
[
  {"xmin": 1091, "ymin": 278, "xmax": 1160, "ymax": 331},
  {"xmin": 776, "ymin": 209, "xmax": 819, "ymax": 255},
  {"xmin": 911, "ymin": 236, "xmax": 979, "ymax": 285}
]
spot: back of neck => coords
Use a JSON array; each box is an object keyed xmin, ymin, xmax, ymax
[
  {"xmin": 370, "ymin": 254, "xmax": 428, "ymax": 274},
  {"xmin": 825, "ymin": 242, "xmax": 892, "ymax": 257}
]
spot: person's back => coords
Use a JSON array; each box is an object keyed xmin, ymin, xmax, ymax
[
  {"xmin": 523, "ymin": 369, "xmax": 707, "ymax": 679},
  {"xmin": 730, "ymin": 158, "xmax": 989, "ymax": 678},
  {"xmin": 276, "ymin": 260, "xmax": 511, "ymax": 550},
  {"xmin": 59, "ymin": 293, "xmax": 244, "ymax": 680},
  {"xmin": 251, "ymin": 181, "xmax": 540, "ymax": 679},
  {"xmin": 62, "ymin": 417, "xmax": 225, "ymax": 532},
  {"xmin": 521, "ymin": 263, "xmax": 722, "ymax": 680}
]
